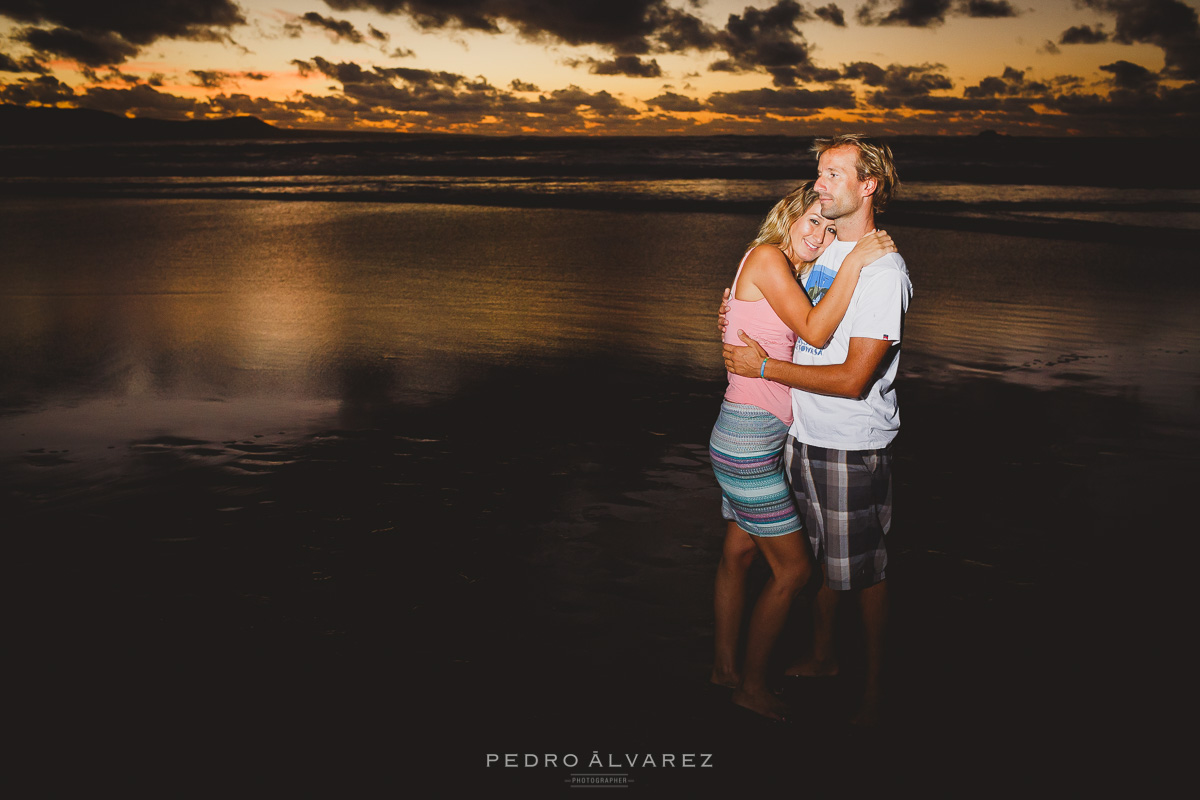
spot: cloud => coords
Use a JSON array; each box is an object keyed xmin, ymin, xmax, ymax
[
  {"xmin": 813, "ymin": 4, "xmax": 847, "ymax": 26},
  {"xmin": 319, "ymin": 0, "xmax": 719, "ymax": 56},
  {"xmin": 645, "ymin": 90, "xmax": 704, "ymax": 111},
  {"xmin": 76, "ymin": 83, "xmax": 210, "ymax": 120},
  {"xmin": 841, "ymin": 61, "xmax": 953, "ymax": 97},
  {"xmin": 959, "ymin": 0, "xmax": 1018, "ymax": 18},
  {"xmin": 1059, "ymin": 25, "xmax": 1109, "ymax": 45},
  {"xmin": 963, "ymin": 66, "xmax": 1048, "ymax": 98},
  {"xmin": 368, "ymin": 25, "xmax": 389, "ymax": 42},
  {"xmin": 0, "ymin": 72, "xmax": 73, "ymax": 104},
  {"xmin": 301, "ymin": 12, "xmax": 365, "ymax": 44},
  {"xmin": 1099, "ymin": 59, "xmax": 1159, "ymax": 90},
  {"xmin": 857, "ymin": 0, "xmax": 952, "ymax": 27},
  {"xmin": 534, "ymin": 86, "xmax": 639, "ymax": 116},
  {"xmin": 0, "ymin": 51, "xmax": 48, "ymax": 73},
  {"xmin": 190, "ymin": 69, "xmax": 270, "ymax": 89},
  {"xmin": 567, "ymin": 55, "xmax": 663, "ymax": 78},
  {"xmin": 1039, "ymin": 40, "xmax": 1061, "ymax": 55},
  {"xmin": 857, "ymin": 0, "xmax": 1017, "ymax": 27},
  {"xmin": 1080, "ymin": 0, "xmax": 1200, "ymax": 79},
  {"xmin": 707, "ymin": 85, "xmax": 857, "ymax": 117},
  {"xmin": 710, "ymin": 0, "xmax": 841, "ymax": 86},
  {"xmin": 857, "ymin": 62, "xmax": 956, "ymax": 107},
  {"xmin": 0, "ymin": 0, "xmax": 246, "ymax": 65},
  {"xmin": 510, "ymin": 79, "xmax": 539, "ymax": 92},
  {"xmin": 288, "ymin": 56, "xmax": 640, "ymax": 123},
  {"xmin": 19, "ymin": 26, "xmax": 138, "ymax": 66}
]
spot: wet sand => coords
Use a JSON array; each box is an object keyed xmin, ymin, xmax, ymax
[
  {"xmin": 5, "ymin": 200, "xmax": 1194, "ymax": 793},
  {"xmin": 10, "ymin": 365, "xmax": 1177, "ymax": 794}
]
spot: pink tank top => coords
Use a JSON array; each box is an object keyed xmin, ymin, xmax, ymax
[{"xmin": 723, "ymin": 249, "xmax": 797, "ymax": 424}]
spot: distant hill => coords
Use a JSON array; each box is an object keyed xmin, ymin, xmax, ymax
[{"xmin": 0, "ymin": 104, "xmax": 292, "ymax": 144}]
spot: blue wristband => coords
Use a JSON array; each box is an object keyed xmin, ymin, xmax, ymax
[{"xmin": 760, "ymin": 358, "xmax": 769, "ymax": 378}]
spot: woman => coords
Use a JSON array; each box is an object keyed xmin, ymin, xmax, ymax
[{"xmin": 708, "ymin": 181, "xmax": 895, "ymax": 720}]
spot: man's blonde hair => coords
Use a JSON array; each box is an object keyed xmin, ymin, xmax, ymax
[{"xmin": 811, "ymin": 134, "xmax": 900, "ymax": 213}]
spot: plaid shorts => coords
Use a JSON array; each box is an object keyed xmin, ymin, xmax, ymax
[{"xmin": 788, "ymin": 438, "xmax": 892, "ymax": 591}]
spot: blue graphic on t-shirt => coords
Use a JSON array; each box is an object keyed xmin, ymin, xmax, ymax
[{"xmin": 805, "ymin": 262, "xmax": 837, "ymax": 306}]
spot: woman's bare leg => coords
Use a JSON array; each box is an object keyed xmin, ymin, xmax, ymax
[
  {"xmin": 731, "ymin": 531, "xmax": 812, "ymax": 720},
  {"xmin": 711, "ymin": 522, "xmax": 758, "ymax": 688}
]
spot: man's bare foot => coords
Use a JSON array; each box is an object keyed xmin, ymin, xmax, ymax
[
  {"xmin": 784, "ymin": 654, "xmax": 839, "ymax": 678},
  {"xmin": 710, "ymin": 667, "xmax": 740, "ymax": 689},
  {"xmin": 731, "ymin": 685, "xmax": 789, "ymax": 721}
]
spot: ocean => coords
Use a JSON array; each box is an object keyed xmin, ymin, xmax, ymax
[{"xmin": 3, "ymin": 134, "xmax": 1195, "ymax": 791}]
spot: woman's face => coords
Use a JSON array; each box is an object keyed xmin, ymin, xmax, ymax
[{"xmin": 787, "ymin": 201, "xmax": 836, "ymax": 262}]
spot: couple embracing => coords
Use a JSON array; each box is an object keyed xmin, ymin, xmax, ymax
[{"xmin": 709, "ymin": 134, "xmax": 912, "ymax": 726}]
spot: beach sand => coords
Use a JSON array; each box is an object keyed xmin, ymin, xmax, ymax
[{"xmin": 5, "ymin": 201, "xmax": 1194, "ymax": 793}]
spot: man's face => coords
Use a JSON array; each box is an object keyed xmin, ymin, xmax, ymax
[{"xmin": 814, "ymin": 145, "xmax": 869, "ymax": 221}]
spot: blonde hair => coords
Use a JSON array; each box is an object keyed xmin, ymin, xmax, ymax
[
  {"xmin": 747, "ymin": 180, "xmax": 824, "ymax": 280},
  {"xmin": 811, "ymin": 133, "xmax": 900, "ymax": 213}
]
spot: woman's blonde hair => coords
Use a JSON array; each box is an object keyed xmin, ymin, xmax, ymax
[{"xmin": 747, "ymin": 180, "xmax": 824, "ymax": 279}]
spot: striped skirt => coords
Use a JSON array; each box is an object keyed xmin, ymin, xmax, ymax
[{"xmin": 708, "ymin": 400, "xmax": 802, "ymax": 538}]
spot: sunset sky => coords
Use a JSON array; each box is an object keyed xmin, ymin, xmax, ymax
[{"xmin": 1, "ymin": 0, "xmax": 1197, "ymax": 135}]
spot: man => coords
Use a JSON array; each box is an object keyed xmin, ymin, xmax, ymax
[{"xmin": 722, "ymin": 134, "xmax": 911, "ymax": 726}]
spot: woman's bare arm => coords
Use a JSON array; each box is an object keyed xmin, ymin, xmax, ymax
[{"xmin": 745, "ymin": 231, "xmax": 895, "ymax": 348}]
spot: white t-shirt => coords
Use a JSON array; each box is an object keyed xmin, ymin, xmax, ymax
[{"xmin": 788, "ymin": 236, "xmax": 913, "ymax": 450}]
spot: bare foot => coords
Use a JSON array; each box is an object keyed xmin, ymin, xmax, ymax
[
  {"xmin": 710, "ymin": 668, "xmax": 740, "ymax": 689},
  {"xmin": 731, "ymin": 685, "xmax": 789, "ymax": 721},
  {"xmin": 784, "ymin": 654, "xmax": 839, "ymax": 678}
]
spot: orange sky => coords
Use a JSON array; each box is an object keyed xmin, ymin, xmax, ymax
[{"xmin": 2, "ymin": 1, "xmax": 1198, "ymax": 135}]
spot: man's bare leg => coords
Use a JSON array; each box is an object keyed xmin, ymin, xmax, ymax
[
  {"xmin": 731, "ymin": 531, "xmax": 812, "ymax": 720},
  {"xmin": 851, "ymin": 578, "xmax": 888, "ymax": 727},
  {"xmin": 711, "ymin": 523, "xmax": 757, "ymax": 688},
  {"xmin": 785, "ymin": 569, "xmax": 840, "ymax": 677}
]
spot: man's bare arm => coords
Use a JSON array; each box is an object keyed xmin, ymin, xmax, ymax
[{"xmin": 722, "ymin": 331, "xmax": 893, "ymax": 399}]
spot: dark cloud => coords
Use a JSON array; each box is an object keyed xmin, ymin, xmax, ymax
[
  {"xmin": 860, "ymin": 62, "xmax": 955, "ymax": 107},
  {"xmin": 569, "ymin": 55, "xmax": 663, "ymax": 78},
  {"xmin": 1048, "ymin": 82, "xmax": 1200, "ymax": 122},
  {"xmin": 857, "ymin": 0, "xmax": 1017, "ymax": 26},
  {"xmin": 0, "ymin": 0, "xmax": 245, "ymax": 65},
  {"xmin": 0, "ymin": 72, "xmax": 73, "ymax": 104},
  {"xmin": 190, "ymin": 69, "xmax": 269, "ymax": 89},
  {"xmin": 1059, "ymin": 24, "xmax": 1109, "ymax": 45},
  {"xmin": 1099, "ymin": 59, "xmax": 1158, "ymax": 90},
  {"xmin": 320, "ymin": 0, "xmax": 719, "ymax": 56},
  {"xmin": 857, "ymin": 0, "xmax": 952, "ymax": 27},
  {"xmin": 287, "ymin": 56, "xmax": 638, "ymax": 123},
  {"xmin": 20, "ymin": 26, "xmax": 138, "ymax": 66},
  {"xmin": 191, "ymin": 69, "xmax": 233, "ymax": 88},
  {"xmin": 707, "ymin": 86, "xmax": 856, "ymax": 117},
  {"xmin": 841, "ymin": 61, "xmax": 887, "ymax": 86},
  {"xmin": 0, "ymin": 51, "xmax": 48, "ymax": 73},
  {"xmin": 389, "ymin": 46, "xmax": 415, "ymax": 58},
  {"xmin": 1080, "ymin": 0, "xmax": 1200, "ymax": 79},
  {"xmin": 645, "ymin": 90, "xmax": 703, "ymax": 111},
  {"xmin": 368, "ymin": 25, "xmax": 389, "ymax": 42},
  {"xmin": 710, "ymin": 1, "xmax": 841, "ymax": 87},
  {"xmin": 301, "ymin": 12, "xmax": 365, "ymax": 44},
  {"xmin": 76, "ymin": 83, "xmax": 210, "ymax": 120},
  {"xmin": 959, "ymin": 0, "xmax": 1018, "ymax": 18},
  {"xmin": 83, "ymin": 67, "xmax": 141, "ymax": 85},
  {"xmin": 1039, "ymin": 40, "xmax": 1061, "ymax": 55},
  {"xmin": 963, "ymin": 66, "xmax": 1048, "ymax": 98},
  {"xmin": 534, "ymin": 86, "xmax": 638, "ymax": 117},
  {"xmin": 510, "ymin": 79, "xmax": 539, "ymax": 92},
  {"xmin": 841, "ymin": 61, "xmax": 953, "ymax": 97},
  {"xmin": 813, "ymin": 4, "xmax": 846, "ymax": 26}
]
